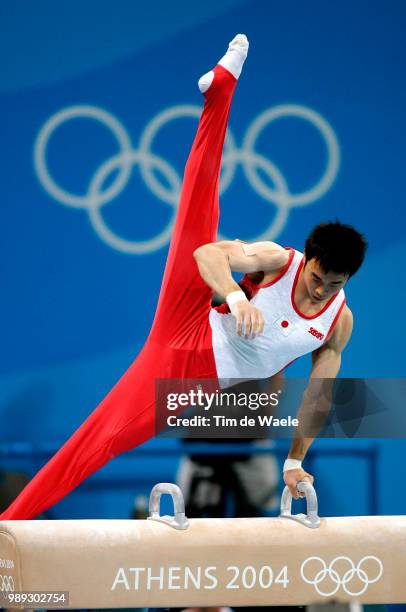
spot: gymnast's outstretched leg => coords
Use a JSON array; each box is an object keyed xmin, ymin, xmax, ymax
[{"xmin": 0, "ymin": 35, "xmax": 248, "ymax": 520}]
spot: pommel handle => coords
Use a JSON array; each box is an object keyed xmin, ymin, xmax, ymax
[
  {"xmin": 280, "ymin": 480, "xmax": 321, "ymax": 529},
  {"xmin": 148, "ymin": 482, "xmax": 189, "ymax": 530}
]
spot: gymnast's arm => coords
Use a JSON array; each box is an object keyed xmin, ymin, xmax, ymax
[
  {"xmin": 193, "ymin": 240, "xmax": 290, "ymax": 338},
  {"xmin": 283, "ymin": 305, "xmax": 353, "ymax": 499}
]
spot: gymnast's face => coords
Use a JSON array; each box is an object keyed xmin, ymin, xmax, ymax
[{"xmin": 303, "ymin": 257, "xmax": 348, "ymax": 303}]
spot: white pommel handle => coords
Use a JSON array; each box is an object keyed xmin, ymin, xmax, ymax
[
  {"xmin": 280, "ymin": 481, "xmax": 321, "ymax": 529},
  {"xmin": 148, "ymin": 482, "xmax": 189, "ymax": 530}
]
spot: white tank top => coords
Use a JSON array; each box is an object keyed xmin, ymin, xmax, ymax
[{"xmin": 209, "ymin": 248, "xmax": 346, "ymax": 386}]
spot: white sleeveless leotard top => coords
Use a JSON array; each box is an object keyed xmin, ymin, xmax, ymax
[{"xmin": 209, "ymin": 248, "xmax": 346, "ymax": 386}]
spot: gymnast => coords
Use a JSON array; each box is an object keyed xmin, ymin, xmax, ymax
[{"xmin": 0, "ymin": 34, "xmax": 367, "ymax": 520}]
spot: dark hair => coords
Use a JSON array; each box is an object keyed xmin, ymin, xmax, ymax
[{"xmin": 304, "ymin": 221, "xmax": 367, "ymax": 277}]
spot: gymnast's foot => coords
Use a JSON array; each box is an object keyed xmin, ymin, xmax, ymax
[{"xmin": 198, "ymin": 34, "xmax": 249, "ymax": 93}]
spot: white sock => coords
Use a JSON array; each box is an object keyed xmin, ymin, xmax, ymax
[
  {"xmin": 198, "ymin": 33, "xmax": 249, "ymax": 93},
  {"xmin": 219, "ymin": 33, "xmax": 249, "ymax": 79}
]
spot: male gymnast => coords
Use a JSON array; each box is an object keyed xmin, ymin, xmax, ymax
[{"xmin": 0, "ymin": 34, "xmax": 366, "ymax": 520}]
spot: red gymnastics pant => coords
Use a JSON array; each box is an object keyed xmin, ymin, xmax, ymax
[{"xmin": 0, "ymin": 65, "xmax": 237, "ymax": 520}]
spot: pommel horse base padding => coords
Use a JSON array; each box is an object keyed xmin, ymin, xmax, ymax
[{"xmin": 0, "ymin": 484, "xmax": 405, "ymax": 608}]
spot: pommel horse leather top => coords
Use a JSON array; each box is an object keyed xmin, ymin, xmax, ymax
[{"xmin": 0, "ymin": 483, "xmax": 405, "ymax": 608}]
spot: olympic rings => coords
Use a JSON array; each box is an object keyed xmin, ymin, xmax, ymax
[
  {"xmin": 301, "ymin": 555, "xmax": 383, "ymax": 597},
  {"xmin": 34, "ymin": 103, "xmax": 340, "ymax": 254}
]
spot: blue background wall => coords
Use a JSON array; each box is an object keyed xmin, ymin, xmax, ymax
[{"xmin": 1, "ymin": 0, "xmax": 405, "ymax": 518}]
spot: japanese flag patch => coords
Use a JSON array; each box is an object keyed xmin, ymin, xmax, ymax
[{"xmin": 273, "ymin": 315, "xmax": 296, "ymax": 337}]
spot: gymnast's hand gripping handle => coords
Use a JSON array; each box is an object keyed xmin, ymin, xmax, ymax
[
  {"xmin": 280, "ymin": 480, "xmax": 321, "ymax": 529},
  {"xmin": 148, "ymin": 482, "xmax": 189, "ymax": 530}
]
